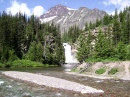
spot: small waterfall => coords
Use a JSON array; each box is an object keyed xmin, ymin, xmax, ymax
[{"xmin": 63, "ymin": 43, "xmax": 79, "ymax": 71}]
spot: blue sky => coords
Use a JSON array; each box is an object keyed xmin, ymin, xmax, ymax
[{"xmin": 0, "ymin": 0, "xmax": 130, "ymax": 16}]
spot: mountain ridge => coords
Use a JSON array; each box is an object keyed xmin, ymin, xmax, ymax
[{"xmin": 39, "ymin": 4, "xmax": 107, "ymax": 33}]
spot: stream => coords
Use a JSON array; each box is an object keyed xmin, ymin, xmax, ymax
[{"xmin": 0, "ymin": 67, "xmax": 130, "ymax": 97}]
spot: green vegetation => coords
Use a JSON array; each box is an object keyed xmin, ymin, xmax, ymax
[
  {"xmin": 0, "ymin": 12, "xmax": 64, "ymax": 68},
  {"xmin": 62, "ymin": 25, "xmax": 83, "ymax": 43},
  {"xmin": 11, "ymin": 60, "xmax": 45, "ymax": 68},
  {"xmin": 71, "ymin": 68, "xmax": 80, "ymax": 72},
  {"xmin": 0, "ymin": 63, "xmax": 5, "ymax": 68},
  {"xmin": 0, "ymin": 60, "xmax": 57, "ymax": 68},
  {"xmin": 1, "ymin": 6, "xmax": 130, "ymax": 68},
  {"xmin": 108, "ymin": 68, "xmax": 118, "ymax": 75},
  {"xmin": 76, "ymin": 7, "xmax": 130, "ymax": 63},
  {"xmin": 77, "ymin": 30, "xmax": 92, "ymax": 62},
  {"xmin": 95, "ymin": 68, "xmax": 106, "ymax": 74},
  {"xmin": 85, "ymin": 57, "xmax": 119, "ymax": 63}
]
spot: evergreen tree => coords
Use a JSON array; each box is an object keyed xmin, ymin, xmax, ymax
[
  {"xmin": 103, "ymin": 14, "xmax": 110, "ymax": 25},
  {"xmin": 61, "ymin": 25, "xmax": 83, "ymax": 43},
  {"xmin": 94, "ymin": 30, "xmax": 113, "ymax": 58},
  {"xmin": 89, "ymin": 21, "xmax": 93, "ymax": 29},
  {"xmin": 122, "ymin": 13, "xmax": 130, "ymax": 44},
  {"xmin": 112, "ymin": 9, "xmax": 121, "ymax": 46},
  {"xmin": 115, "ymin": 42, "xmax": 126, "ymax": 60},
  {"xmin": 25, "ymin": 41, "xmax": 43, "ymax": 62},
  {"xmin": 125, "ymin": 44, "xmax": 130, "ymax": 60},
  {"xmin": 85, "ymin": 22, "xmax": 89, "ymax": 31},
  {"xmin": 77, "ymin": 30, "xmax": 92, "ymax": 62},
  {"xmin": 95, "ymin": 19, "xmax": 101, "ymax": 27}
]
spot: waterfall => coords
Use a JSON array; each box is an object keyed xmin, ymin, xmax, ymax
[{"xmin": 63, "ymin": 43, "xmax": 79, "ymax": 64}]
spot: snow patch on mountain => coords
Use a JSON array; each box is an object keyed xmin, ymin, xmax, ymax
[
  {"xmin": 67, "ymin": 7, "xmax": 77, "ymax": 11},
  {"xmin": 40, "ymin": 16, "xmax": 57, "ymax": 23},
  {"xmin": 63, "ymin": 16, "xmax": 68, "ymax": 24},
  {"xmin": 69, "ymin": 11, "xmax": 75, "ymax": 18},
  {"xmin": 57, "ymin": 16, "xmax": 64, "ymax": 23}
]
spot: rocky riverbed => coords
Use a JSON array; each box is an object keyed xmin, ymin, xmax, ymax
[
  {"xmin": 1, "ymin": 67, "xmax": 130, "ymax": 97},
  {"xmin": 2, "ymin": 71, "xmax": 103, "ymax": 94}
]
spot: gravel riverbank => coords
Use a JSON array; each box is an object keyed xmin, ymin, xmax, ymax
[{"xmin": 2, "ymin": 71, "xmax": 104, "ymax": 94}]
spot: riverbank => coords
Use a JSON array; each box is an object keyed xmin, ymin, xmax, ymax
[
  {"xmin": 1, "ymin": 71, "xmax": 104, "ymax": 94},
  {"xmin": 72, "ymin": 61, "xmax": 130, "ymax": 80},
  {"xmin": 0, "ymin": 60, "xmax": 58, "ymax": 68}
]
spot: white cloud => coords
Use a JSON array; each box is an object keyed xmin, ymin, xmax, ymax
[
  {"xmin": 33, "ymin": 6, "xmax": 45, "ymax": 17},
  {"xmin": 106, "ymin": 10, "xmax": 115, "ymax": 15},
  {"xmin": 6, "ymin": 0, "xmax": 31, "ymax": 16},
  {"xmin": 6, "ymin": 0, "xmax": 45, "ymax": 17},
  {"xmin": 103, "ymin": 0, "xmax": 130, "ymax": 14}
]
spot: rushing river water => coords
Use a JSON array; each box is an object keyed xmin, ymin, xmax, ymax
[{"xmin": 0, "ymin": 67, "xmax": 130, "ymax": 97}]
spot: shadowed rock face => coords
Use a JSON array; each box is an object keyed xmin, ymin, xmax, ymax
[{"xmin": 40, "ymin": 4, "xmax": 107, "ymax": 33}]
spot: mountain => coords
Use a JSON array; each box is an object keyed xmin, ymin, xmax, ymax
[{"xmin": 40, "ymin": 4, "xmax": 107, "ymax": 33}]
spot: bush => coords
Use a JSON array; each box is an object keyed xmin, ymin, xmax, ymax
[
  {"xmin": 95, "ymin": 68, "xmax": 106, "ymax": 74},
  {"xmin": 71, "ymin": 68, "xmax": 80, "ymax": 72},
  {"xmin": 85, "ymin": 57, "xmax": 119, "ymax": 63},
  {"xmin": 108, "ymin": 68, "xmax": 118, "ymax": 75},
  {"xmin": 0, "ymin": 63, "xmax": 5, "ymax": 68},
  {"xmin": 11, "ymin": 60, "xmax": 44, "ymax": 67}
]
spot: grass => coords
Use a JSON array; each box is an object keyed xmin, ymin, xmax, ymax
[
  {"xmin": 95, "ymin": 68, "xmax": 106, "ymax": 74},
  {"xmin": 10, "ymin": 59, "xmax": 58, "ymax": 68},
  {"xmin": 11, "ymin": 60, "xmax": 45, "ymax": 67},
  {"xmin": 85, "ymin": 57, "xmax": 119, "ymax": 63},
  {"xmin": 0, "ymin": 60, "xmax": 58, "ymax": 68},
  {"xmin": 71, "ymin": 68, "xmax": 80, "ymax": 72},
  {"xmin": 108, "ymin": 68, "xmax": 118, "ymax": 75}
]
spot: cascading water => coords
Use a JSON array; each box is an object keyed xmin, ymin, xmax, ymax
[{"xmin": 63, "ymin": 43, "xmax": 79, "ymax": 71}]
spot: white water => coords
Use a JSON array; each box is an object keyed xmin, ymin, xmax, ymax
[
  {"xmin": 0, "ymin": 81, "xmax": 4, "ymax": 85},
  {"xmin": 63, "ymin": 43, "xmax": 79, "ymax": 63}
]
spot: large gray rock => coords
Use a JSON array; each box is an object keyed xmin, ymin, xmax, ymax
[{"xmin": 40, "ymin": 4, "xmax": 107, "ymax": 33}]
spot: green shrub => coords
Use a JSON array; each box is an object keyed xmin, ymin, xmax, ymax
[
  {"xmin": 108, "ymin": 68, "xmax": 118, "ymax": 75},
  {"xmin": 0, "ymin": 63, "xmax": 5, "ymax": 68},
  {"xmin": 85, "ymin": 57, "xmax": 103, "ymax": 62},
  {"xmin": 95, "ymin": 68, "xmax": 106, "ymax": 74},
  {"xmin": 85, "ymin": 57, "xmax": 119, "ymax": 63},
  {"xmin": 11, "ymin": 60, "xmax": 44, "ymax": 67},
  {"xmin": 71, "ymin": 68, "xmax": 80, "ymax": 72}
]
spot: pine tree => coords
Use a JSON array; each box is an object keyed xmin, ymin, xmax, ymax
[
  {"xmin": 94, "ymin": 30, "xmax": 113, "ymax": 58},
  {"xmin": 116, "ymin": 42, "xmax": 126, "ymax": 60},
  {"xmin": 25, "ymin": 41, "xmax": 43, "ymax": 62},
  {"xmin": 77, "ymin": 30, "xmax": 92, "ymax": 62},
  {"xmin": 85, "ymin": 22, "xmax": 89, "ymax": 31},
  {"xmin": 112, "ymin": 9, "xmax": 121, "ymax": 46},
  {"xmin": 103, "ymin": 14, "xmax": 110, "ymax": 25},
  {"xmin": 122, "ymin": 13, "xmax": 130, "ymax": 44}
]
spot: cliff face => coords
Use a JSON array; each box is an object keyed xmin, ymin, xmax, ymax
[{"xmin": 40, "ymin": 4, "xmax": 107, "ymax": 33}]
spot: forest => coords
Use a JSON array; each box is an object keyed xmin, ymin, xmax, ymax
[
  {"xmin": 1, "ymin": 6, "xmax": 130, "ymax": 68},
  {"xmin": 62, "ymin": 7, "xmax": 130, "ymax": 63},
  {"xmin": 0, "ymin": 11, "xmax": 64, "ymax": 67}
]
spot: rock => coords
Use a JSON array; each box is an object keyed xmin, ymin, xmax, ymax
[
  {"xmin": 77, "ymin": 62, "xmax": 88, "ymax": 69},
  {"xmin": 2, "ymin": 71, "xmax": 104, "ymax": 94},
  {"xmin": 81, "ymin": 90, "xmax": 87, "ymax": 94},
  {"xmin": 22, "ymin": 93, "xmax": 32, "ymax": 97}
]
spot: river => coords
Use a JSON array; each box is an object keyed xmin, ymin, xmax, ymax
[{"xmin": 0, "ymin": 67, "xmax": 130, "ymax": 97}]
